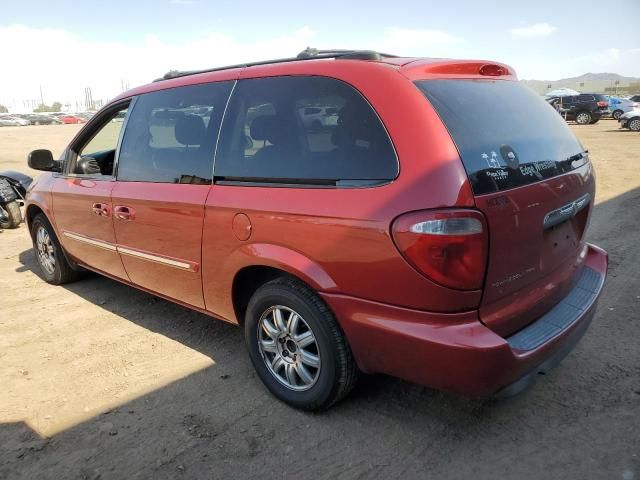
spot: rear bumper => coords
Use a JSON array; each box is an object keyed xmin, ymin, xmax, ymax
[{"xmin": 321, "ymin": 243, "xmax": 607, "ymax": 397}]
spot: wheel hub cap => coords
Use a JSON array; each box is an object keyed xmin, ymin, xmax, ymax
[
  {"xmin": 35, "ymin": 226, "xmax": 55, "ymax": 275},
  {"xmin": 257, "ymin": 305, "xmax": 321, "ymax": 391}
]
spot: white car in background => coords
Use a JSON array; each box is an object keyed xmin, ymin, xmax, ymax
[
  {"xmin": 618, "ymin": 110, "xmax": 640, "ymax": 131},
  {"xmin": 0, "ymin": 115, "xmax": 30, "ymax": 126},
  {"xmin": 298, "ymin": 106, "xmax": 339, "ymax": 130}
]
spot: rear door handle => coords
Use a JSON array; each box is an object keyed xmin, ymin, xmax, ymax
[
  {"xmin": 92, "ymin": 202, "xmax": 111, "ymax": 217},
  {"xmin": 114, "ymin": 205, "xmax": 135, "ymax": 221}
]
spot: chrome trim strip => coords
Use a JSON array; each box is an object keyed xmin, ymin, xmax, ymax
[
  {"xmin": 62, "ymin": 230, "xmax": 194, "ymax": 271},
  {"xmin": 543, "ymin": 193, "xmax": 591, "ymax": 230},
  {"xmin": 116, "ymin": 246, "xmax": 192, "ymax": 270},
  {"xmin": 63, "ymin": 231, "xmax": 117, "ymax": 251}
]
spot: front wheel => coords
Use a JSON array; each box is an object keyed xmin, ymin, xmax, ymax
[
  {"xmin": 0, "ymin": 201, "xmax": 22, "ymax": 228},
  {"xmin": 575, "ymin": 111, "xmax": 592, "ymax": 125},
  {"xmin": 245, "ymin": 277, "xmax": 357, "ymax": 411},
  {"xmin": 31, "ymin": 213, "xmax": 78, "ymax": 284},
  {"xmin": 629, "ymin": 118, "xmax": 640, "ymax": 132}
]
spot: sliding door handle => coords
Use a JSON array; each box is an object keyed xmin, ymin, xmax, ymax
[{"xmin": 114, "ymin": 205, "xmax": 135, "ymax": 221}]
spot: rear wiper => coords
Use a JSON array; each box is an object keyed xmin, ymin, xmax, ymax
[{"xmin": 566, "ymin": 150, "xmax": 589, "ymax": 162}]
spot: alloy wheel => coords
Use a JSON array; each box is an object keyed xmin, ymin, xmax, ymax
[
  {"xmin": 36, "ymin": 226, "xmax": 56, "ymax": 275},
  {"xmin": 576, "ymin": 112, "xmax": 590, "ymax": 125},
  {"xmin": 257, "ymin": 305, "xmax": 321, "ymax": 391}
]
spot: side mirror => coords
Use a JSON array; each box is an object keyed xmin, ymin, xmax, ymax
[{"xmin": 28, "ymin": 149, "xmax": 58, "ymax": 172}]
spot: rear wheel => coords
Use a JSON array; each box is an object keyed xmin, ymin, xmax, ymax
[
  {"xmin": 612, "ymin": 110, "xmax": 623, "ymax": 120},
  {"xmin": 629, "ymin": 118, "xmax": 640, "ymax": 132},
  {"xmin": 245, "ymin": 277, "xmax": 357, "ymax": 411},
  {"xmin": 575, "ymin": 111, "xmax": 592, "ymax": 125},
  {"xmin": 31, "ymin": 213, "xmax": 78, "ymax": 284},
  {"xmin": 589, "ymin": 119, "xmax": 599, "ymax": 125}
]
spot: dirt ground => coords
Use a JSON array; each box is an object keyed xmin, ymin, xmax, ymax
[{"xmin": 0, "ymin": 122, "xmax": 638, "ymax": 479}]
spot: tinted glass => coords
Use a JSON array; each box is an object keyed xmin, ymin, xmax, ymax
[
  {"xmin": 215, "ymin": 76, "xmax": 397, "ymax": 185},
  {"xmin": 415, "ymin": 80, "xmax": 585, "ymax": 195},
  {"xmin": 117, "ymin": 81, "xmax": 233, "ymax": 184}
]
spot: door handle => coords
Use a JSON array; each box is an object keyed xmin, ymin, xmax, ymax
[
  {"xmin": 114, "ymin": 205, "xmax": 135, "ymax": 221},
  {"xmin": 92, "ymin": 202, "xmax": 111, "ymax": 217}
]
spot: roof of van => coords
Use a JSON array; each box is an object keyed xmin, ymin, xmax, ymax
[{"xmin": 111, "ymin": 49, "xmax": 516, "ymax": 102}]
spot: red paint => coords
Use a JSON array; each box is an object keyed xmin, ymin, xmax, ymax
[
  {"xmin": 50, "ymin": 177, "xmax": 127, "ymax": 279},
  {"xmin": 111, "ymin": 182, "xmax": 209, "ymax": 308},
  {"xmin": 26, "ymin": 54, "xmax": 608, "ymax": 397}
]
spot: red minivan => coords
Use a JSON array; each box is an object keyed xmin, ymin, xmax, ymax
[{"xmin": 25, "ymin": 49, "xmax": 607, "ymax": 410}]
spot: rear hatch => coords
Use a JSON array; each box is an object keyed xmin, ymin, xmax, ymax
[{"xmin": 415, "ymin": 79, "xmax": 594, "ymax": 337}]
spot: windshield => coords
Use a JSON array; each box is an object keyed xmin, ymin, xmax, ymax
[{"xmin": 415, "ymin": 79, "xmax": 586, "ymax": 195}]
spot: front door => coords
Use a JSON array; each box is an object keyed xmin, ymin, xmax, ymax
[
  {"xmin": 51, "ymin": 102, "xmax": 131, "ymax": 279},
  {"xmin": 111, "ymin": 80, "xmax": 234, "ymax": 308}
]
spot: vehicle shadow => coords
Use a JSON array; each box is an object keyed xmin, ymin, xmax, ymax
[{"xmin": 2, "ymin": 187, "xmax": 639, "ymax": 479}]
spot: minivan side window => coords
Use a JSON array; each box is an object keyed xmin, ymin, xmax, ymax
[
  {"xmin": 70, "ymin": 105, "xmax": 130, "ymax": 177},
  {"xmin": 215, "ymin": 76, "xmax": 397, "ymax": 186},
  {"xmin": 117, "ymin": 81, "xmax": 233, "ymax": 184}
]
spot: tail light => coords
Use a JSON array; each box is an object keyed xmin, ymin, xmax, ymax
[
  {"xmin": 596, "ymin": 101, "xmax": 608, "ymax": 107},
  {"xmin": 392, "ymin": 210, "xmax": 488, "ymax": 290}
]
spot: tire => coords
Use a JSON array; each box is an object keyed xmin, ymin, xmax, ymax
[
  {"xmin": 629, "ymin": 118, "xmax": 640, "ymax": 132},
  {"xmin": 589, "ymin": 119, "xmax": 599, "ymax": 125},
  {"xmin": 612, "ymin": 110, "xmax": 623, "ymax": 120},
  {"xmin": 2, "ymin": 201, "xmax": 22, "ymax": 228},
  {"xmin": 575, "ymin": 111, "xmax": 592, "ymax": 125},
  {"xmin": 30, "ymin": 213, "xmax": 78, "ymax": 284},
  {"xmin": 245, "ymin": 277, "xmax": 357, "ymax": 411}
]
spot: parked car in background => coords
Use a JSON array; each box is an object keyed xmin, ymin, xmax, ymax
[
  {"xmin": 608, "ymin": 97, "xmax": 639, "ymax": 120},
  {"xmin": 59, "ymin": 115, "xmax": 86, "ymax": 124},
  {"xmin": 298, "ymin": 105, "xmax": 339, "ymax": 130},
  {"xmin": 547, "ymin": 93, "xmax": 609, "ymax": 124},
  {"xmin": 618, "ymin": 110, "xmax": 640, "ymax": 131},
  {"xmin": 25, "ymin": 49, "xmax": 608, "ymax": 411},
  {"xmin": 0, "ymin": 115, "xmax": 30, "ymax": 126},
  {"xmin": 25, "ymin": 114, "xmax": 61, "ymax": 125},
  {"xmin": 627, "ymin": 94, "xmax": 640, "ymax": 103},
  {"xmin": 76, "ymin": 112, "xmax": 96, "ymax": 121}
]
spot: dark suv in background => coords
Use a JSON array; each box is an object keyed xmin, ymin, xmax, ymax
[{"xmin": 548, "ymin": 93, "xmax": 610, "ymax": 124}]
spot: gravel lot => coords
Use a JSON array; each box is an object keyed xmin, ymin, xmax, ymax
[{"xmin": 0, "ymin": 121, "xmax": 638, "ymax": 479}]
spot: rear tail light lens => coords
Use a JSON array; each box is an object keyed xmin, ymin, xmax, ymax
[
  {"xmin": 392, "ymin": 210, "xmax": 488, "ymax": 290},
  {"xmin": 596, "ymin": 101, "xmax": 608, "ymax": 107}
]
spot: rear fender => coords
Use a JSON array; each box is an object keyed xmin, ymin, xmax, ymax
[{"xmin": 210, "ymin": 243, "xmax": 337, "ymax": 322}]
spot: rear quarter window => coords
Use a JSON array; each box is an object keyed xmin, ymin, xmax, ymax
[
  {"xmin": 215, "ymin": 75, "xmax": 398, "ymax": 186},
  {"xmin": 415, "ymin": 79, "xmax": 586, "ymax": 195}
]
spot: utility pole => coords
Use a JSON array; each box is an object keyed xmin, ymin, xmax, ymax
[{"xmin": 39, "ymin": 85, "xmax": 44, "ymax": 107}]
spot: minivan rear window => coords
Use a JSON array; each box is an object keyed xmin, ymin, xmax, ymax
[{"xmin": 415, "ymin": 80, "xmax": 586, "ymax": 195}]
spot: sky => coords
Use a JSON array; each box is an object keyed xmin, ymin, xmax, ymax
[{"xmin": 1, "ymin": 0, "xmax": 639, "ymax": 110}]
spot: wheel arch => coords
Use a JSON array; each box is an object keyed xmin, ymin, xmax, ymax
[
  {"xmin": 25, "ymin": 203, "xmax": 46, "ymax": 235},
  {"xmin": 224, "ymin": 244, "xmax": 338, "ymax": 324}
]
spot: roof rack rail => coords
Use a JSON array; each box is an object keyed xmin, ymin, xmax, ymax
[{"xmin": 154, "ymin": 48, "xmax": 397, "ymax": 82}]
